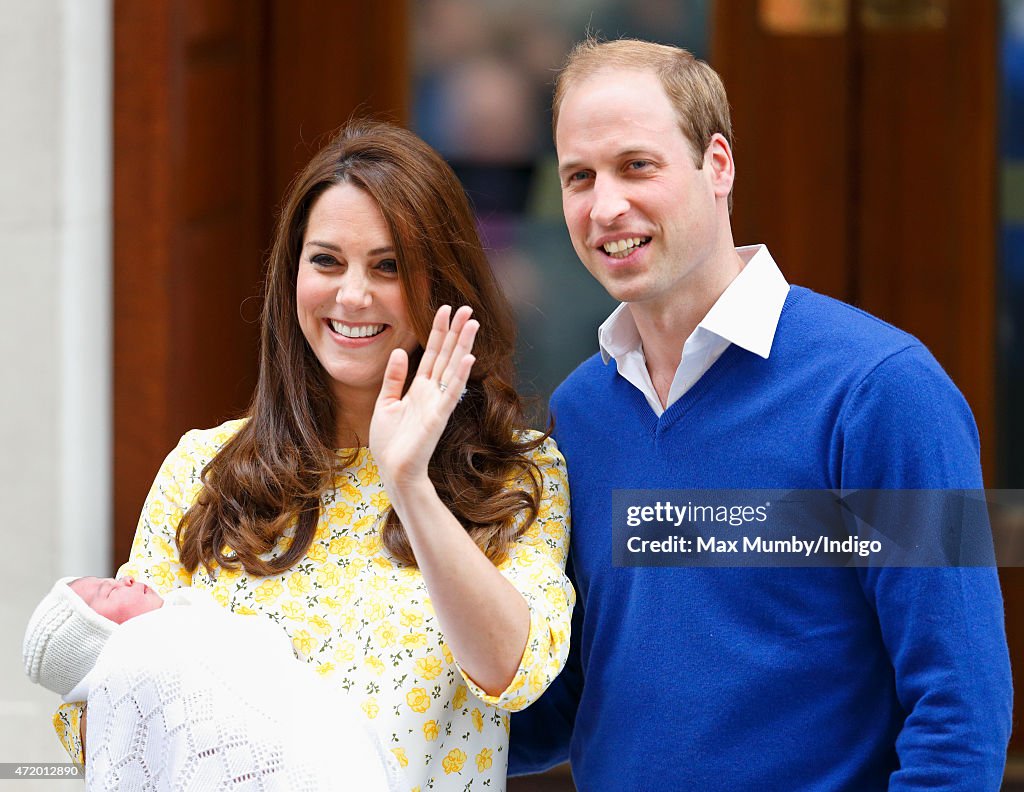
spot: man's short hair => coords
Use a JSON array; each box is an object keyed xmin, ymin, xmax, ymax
[{"xmin": 552, "ymin": 37, "xmax": 734, "ymax": 169}]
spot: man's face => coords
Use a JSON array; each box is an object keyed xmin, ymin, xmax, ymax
[
  {"xmin": 70, "ymin": 576, "xmax": 163, "ymax": 624},
  {"xmin": 556, "ymin": 68, "xmax": 730, "ymax": 313}
]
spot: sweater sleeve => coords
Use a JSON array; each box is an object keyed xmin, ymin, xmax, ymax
[
  {"xmin": 839, "ymin": 346, "xmax": 1013, "ymax": 791},
  {"xmin": 453, "ymin": 435, "xmax": 575, "ymax": 712},
  {"xmin": 51, "ymin": 428, "xmax": 213, "ymax": 761}
]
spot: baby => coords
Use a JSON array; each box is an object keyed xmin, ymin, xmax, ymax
[{"xmin": 24, "ymin": 577, "xmax": 402, "ymax": 791}]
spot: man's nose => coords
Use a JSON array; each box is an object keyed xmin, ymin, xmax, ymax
[{"xmin": 590, "ymin": 177, "xmax": 630, "ymax": 226}]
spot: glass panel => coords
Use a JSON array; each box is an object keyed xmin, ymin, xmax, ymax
[{"xmin": 412, "ymin": 0, "xmax": 713, "ymax": 415}]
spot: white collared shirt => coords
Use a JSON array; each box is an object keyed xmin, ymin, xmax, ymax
[{"xmin": 598, "ymin": 245, "xmax": 790, "ymax": 416}]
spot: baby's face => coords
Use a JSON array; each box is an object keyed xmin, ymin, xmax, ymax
[{"xmin": 70, "ymin": 576, "xmax": 164, "ymax": 624}]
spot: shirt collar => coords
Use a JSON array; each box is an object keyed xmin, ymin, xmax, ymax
[{"xmin": 598, "ymin": 244, "xmax": 790, "ymax": 363}]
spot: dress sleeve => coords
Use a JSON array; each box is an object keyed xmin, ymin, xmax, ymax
[
  {"xmin": 455, "ymin": 435, "xmax": 575, "ymax": 711},
  {"xmin": 115, "ymin": 429, "xmax": 206, "ymax": 592},
  {"xmin": 51, "ymin": 430, "xmax": 207, "ymax": 761}
]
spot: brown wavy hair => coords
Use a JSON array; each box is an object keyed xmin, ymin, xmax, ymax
[{"xmin": 177, "ymin": 119, "xmax": 545, "ymax": 575}]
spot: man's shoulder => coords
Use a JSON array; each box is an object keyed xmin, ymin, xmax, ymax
[{"xmin": 782, "ymin": 286, "xmax": 939, "ymax": 374}]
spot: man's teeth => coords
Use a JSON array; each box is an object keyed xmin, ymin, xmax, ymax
[
  {"xmin": 330, "ymin": 321, "xmax": 385, "ymax": 338},
  {"xmin": 602, "ymin": 237, "xmax": 650, "ymax": 258}
]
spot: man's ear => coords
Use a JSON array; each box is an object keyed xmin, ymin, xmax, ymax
[{"xmin": 705, "ymin": 133, "xmax": 735, "ymax": 200}]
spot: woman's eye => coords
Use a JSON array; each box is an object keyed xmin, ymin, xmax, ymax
[
  {"xmin": 377, "ymin": 259, "xmax": 398, "ymax": 274},
  {"xmin": 310, "ymin": 253, "xmax": 337, "ymax": 267},
  {"xmin": 628, "ymin": 160, "xmax": 650, "ymax": 170}
]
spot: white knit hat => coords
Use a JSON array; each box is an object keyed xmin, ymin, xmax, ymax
[{"xmin": 22, "ymin": 577, "xmax": 118, "ymax": 697}]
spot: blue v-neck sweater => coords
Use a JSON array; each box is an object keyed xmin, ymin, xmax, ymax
[{"xmin": 511, "ymin": 287, "xmax": 1012, "ymax": 791}]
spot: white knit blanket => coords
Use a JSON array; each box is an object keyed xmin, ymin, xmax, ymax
[{"xmin": 81, "ymin": 599, "xmax": 402, "ymax": 791}]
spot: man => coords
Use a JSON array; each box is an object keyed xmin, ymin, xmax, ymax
[{"xmin": 510, "ymin": 38, "xmax": 1012, "ymax": 790}]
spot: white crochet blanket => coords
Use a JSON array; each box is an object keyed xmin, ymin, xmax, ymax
[{"xmin": 81, "ymin": 596, "xmax": 402, "ymax": 791}]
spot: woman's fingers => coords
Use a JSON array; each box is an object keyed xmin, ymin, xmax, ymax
[
  {"xmin": 438, "ymin": 318, "xmax": 478, "ymax": 397},
  {"xmin": 418, "ymin": 305, "xmax": 474, "ymax": 382},
  {"xmin": 432, "ymin": 306, "xmax": 473, "ymax": 382},
  {"xmin": 376, "ymin": 348, "xmax": 409, "ymax": 406},
  {"xmin": 418, "ymin": 305, "xmax": 452, "ymax": 382}
]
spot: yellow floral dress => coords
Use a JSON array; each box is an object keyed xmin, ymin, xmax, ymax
[{"xmin": 55, "ymin": 419, "xmax": 573, "ymax": 791}]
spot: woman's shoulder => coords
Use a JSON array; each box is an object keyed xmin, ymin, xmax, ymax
[
  {"xmin": 170, "ymin": 418, "xmax": 249, "ymax": 465},
  {"xmin": 515, "ymin": 429, "xmax": 565, "ymax": 470}
]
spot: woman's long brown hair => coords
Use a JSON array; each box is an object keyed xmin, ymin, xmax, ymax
[{"xmin": 176, "ymin": 119, "xmax": 545, "ymax": 576}]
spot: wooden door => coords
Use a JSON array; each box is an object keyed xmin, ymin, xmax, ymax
[{"xmin": 112, "ymin": 0, "xmax": 408, "ymax": 564}]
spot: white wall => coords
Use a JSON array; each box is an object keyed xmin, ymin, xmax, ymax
[{"xmin": 0, "ymin": 0, "xmax": 111, "ymax": 782}]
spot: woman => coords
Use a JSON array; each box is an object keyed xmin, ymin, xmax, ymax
[{"xmin": 55, "ymin": 119, "xmax": 573, "ymax": 790}]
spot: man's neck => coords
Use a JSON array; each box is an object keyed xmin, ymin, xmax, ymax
[{"xmin": 631, "ymin": 248, "xmax": 745, "ymax": 407}]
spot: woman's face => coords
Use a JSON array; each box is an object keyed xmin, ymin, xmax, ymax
[{"xmin": 296, "ymin": 183, "xmax": 419, "ymax": 408}]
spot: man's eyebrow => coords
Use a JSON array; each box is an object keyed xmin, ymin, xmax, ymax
[{"xmin": 558, "ymin": 148, "xmax": 662, "ymax": 177}]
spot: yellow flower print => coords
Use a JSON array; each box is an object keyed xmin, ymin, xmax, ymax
[
  {"xmin": 390, "ymin": 747, "xmax": 409, "ymax": 768},
  {"xmin": 543, "ymin": 520, "xmax": 566, "ymax": 541},
  {"xmin": 502, "ymin": 714, "xmax": 510, "ymax": 735},
  {"xmin": 338, "ymin": 482, "xmax": 360, "ymax": 501},
  {"xmin": 353, "ymin": 515, "xmax": 376, "ymax": 533},
  {"xmin": 315, "ymin": 565, "xmax": 341, "ymax": 587},
  {"xmin": 372, "ymin": 556, "xmax": 392, "ymax": 570},
  {"xmin": 253, "ymin": 579, "xmax": 283, "ymax": 604},
  {"xmin": 329, "ymin": 536, "xmax": 356, "ymax": 556},
  {"xmin": 406, "ymin": 688, "xmax": 431, "ymax": 713},
  {"xmin": 529, "ymin": 666, "xmax": 547, "ymax": 693},
  {"xmin": 147, "ymin": 500, "xmax": 167, "ymax": 528},
  {"xmin": 335, "ymin": 642, "xmax": 355, "ymax": 663},
  {"xmin": 313, "ymin": 521, "xmax": 331, "ymax": 542},
  {"xmin": 471, "ymin": 708, "xmax": 483, "ymax": 732},
  {"xmin": 545, "ymin": 586, "xmax": 567, "ymax": 609},
  {"xmin": 423, "ymin": 720, "xmax": 439, "ymax": 741},
  {"xmin": 307, "ymin": 543, "xmax": 328, "ymax": 563},
  {"xmin": 291, "ymin": 630, "xmax": 317, "ymax": 658},
  {"xmin": 150, "ymin": 562, "xmax": 175, "ymax": 589},
  {"xmin": 506, "ymin": 695, "xmax": 528, "ymax": 710},
  {"xmin": 363, "ymin": 597, "xmax": 387, "ymax": 621},
  {"xmin": 364, "ymin": 655, "xmax": 385, "ymax": 675},
  {"xmin": 440, "ymin": 642, "xmax": 454, "ymax": 664},
  {"xmin": 153, "ymin": 534, "xmax": 174, "ymax": 558},
  {"xmin": 400, "ymin": 609, "xmax": 423, "ymax": 628},
  {"xmin": 476, "ymin": 748, "xmax": 493, "ymax": 771},
  {"xmin": 316, "ymin": 662, "xmax": 334, "ymax": 676},
  {"xmin": 287, "ymin": 572, "xmax": 310, "ymax": 596},
  {"xmin": 328, "ymin": 502, "xmax": 355, "ymax": 522},
  {"xmin": 415, "ymin": 654, "xmax": 443, "ymax": 681},
  {"xmin": 235, "ymin": 605, "xmax": 257, "ymax": 616},
  {"xmin": 401, "ymin": 633, "xmax": 428, "ymax": 650},
  {"xmin": 452, "ymin": 685, "xmax": 467, "ymax": 710},
  {"xmin": 441, "ymin": 748, "xmax": 466, "ymax": 775},
  {"xmin": 342, "ymin": 562, "xmax": 362, "ymax": 581},
  {"xmin": 374, "ymin": 622, "xmax": 397, "ymax": 648},
  {"xmin": 280, "ymin": 601, "xmax": 305, "ymax": 620},
  {"xmin": 212, "ymin": 587, "xmax": 229, "ymax": 607},
  {"xmin": 357, "ymin": 535, "xmax": 382, "ymax": 556},
  {"xmin": 369, "ymin": 572, "xmax": 389, "ymax": 589},
  {"xmin": 370, "ymin": 491, "xmax": 390, "ymax": 511},
  {"xmin": 276, "ymin": 535, "xmax": 293, "ymax": 554},
  {"xmin": 356, "ymin": 461, "xmax": 379, "ymax": 486},
  {"xmin": 361, "ymin": 698, "xmax": 379, "ymax": 719},
  {"xmin": 176, "ymin": 566, "xmax": 191, "ymax": 585},
  {"xmin": 308, "ymin": 615, "xmax": 331, "ymax": 635}
]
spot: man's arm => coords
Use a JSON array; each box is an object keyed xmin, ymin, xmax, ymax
[{"xmin": 840, "ymin": 346, "xmax": 1013, "ymax": 790}]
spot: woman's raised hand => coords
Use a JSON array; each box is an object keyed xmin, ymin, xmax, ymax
[{"xmin": 369, "ymin": 305, "xmax": 479, "ymax": 490}]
